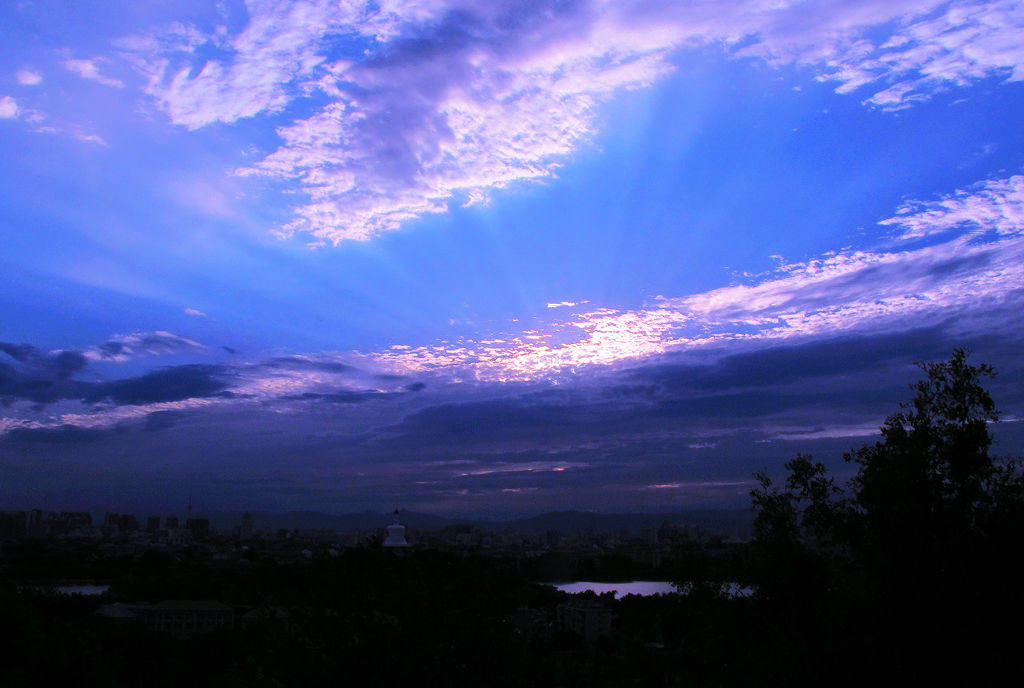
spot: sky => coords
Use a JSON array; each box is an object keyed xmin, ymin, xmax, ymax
[{"xmin": 2, "ymin": 0, "xmax": 1024, "ymax": 518}]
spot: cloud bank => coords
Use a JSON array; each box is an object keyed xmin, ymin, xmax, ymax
[
  {"xmin": 119, "ymin": 0, "xmax": 1024, "ymax": 243},
  {"xmin": 3, "ymin": 171, "xmax": 1022, "ymax": 445}
]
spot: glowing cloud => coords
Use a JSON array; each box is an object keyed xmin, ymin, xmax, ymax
[
  {"xmin": 0, "ymin": 96, "xmax": 19, "ymax": 119},
  {"xmin": 880, "ymin": 175, "xmax": 1024, "ymax": 239},
  {"xmin": 87, "ymin": 331, "xmax": 206, "ymax": 361},
  {"xmin": 64, "ymin": 58, "xmax": 125, "ymax": 88},
  {"xmin": 16, "ymin": 70, "xmax": 42, "ymax": 86},
  {"xmin": 121, "ymin": 1, "xmax": 1024, "ymax": 244},
  {"xmin": 364, "ymin": 174, "xmax": 1024, "ymax": 381}
]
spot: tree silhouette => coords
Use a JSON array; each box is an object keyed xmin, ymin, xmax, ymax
[{"xmin": 750, "ymin": 349, "xmax": 1024, "ymax": 682}]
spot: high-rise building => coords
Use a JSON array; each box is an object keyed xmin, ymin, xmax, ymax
[
  {"xmin": 185, "ymin": 518, "xmax": 210, "ymax": 540},
  {"xmin": 240, "ymin": 512, "xmax": 254, "ymax": 538}
]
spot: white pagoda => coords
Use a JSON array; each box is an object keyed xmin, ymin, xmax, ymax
[{"xmin": 382, "ymin": 509, "xmax": 409, "ymax": 548}]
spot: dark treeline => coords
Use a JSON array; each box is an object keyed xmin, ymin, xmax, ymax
[
  {"xmin": 1, "ymin": 350, "xmax": 1022, "ymax": 686},
  {"xmin": 742, "ymin": 349, "xmax": 1024, "ymax": 684}
]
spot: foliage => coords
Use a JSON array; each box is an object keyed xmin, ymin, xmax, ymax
[{"xmin": 749, "ymin": 349, "xmax": 1024, "ymax": 682}]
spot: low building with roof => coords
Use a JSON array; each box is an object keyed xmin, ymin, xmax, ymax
[{"xmin": 138, "ymin": 600, "xmax": 234, "ymax": 635}]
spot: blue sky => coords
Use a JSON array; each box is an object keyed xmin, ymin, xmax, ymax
[{"xmin": 2, "ymin": 0, "xmax": 1024, "ymax": 517}]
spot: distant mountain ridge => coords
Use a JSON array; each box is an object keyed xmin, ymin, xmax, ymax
[{"xmin": 201, "ymin": 509, "xmax": 752, "ymax": 536}]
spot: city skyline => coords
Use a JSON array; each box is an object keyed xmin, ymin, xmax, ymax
[{"xmin": 2, "ymin": 0, "xmax": 1024, "ymax": 517}]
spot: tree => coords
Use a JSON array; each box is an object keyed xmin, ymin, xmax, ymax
[
  {"xmin": 849, "ymin": 349, "xmax": 998, "ymax": 537},
  {"xmin": 749, "ymin": 349, "xmax": 1024, "ymax": 681},
  {"xmin": 749, "ymin": 454, "xmax": 850, "ymax": 607},
  {"xmin": 752, "ymin": 349, "xmax": 1011, "ymax": 574}
]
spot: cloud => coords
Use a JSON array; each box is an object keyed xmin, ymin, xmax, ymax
[
  {"xmin": 0, "ymin": 339, "xmax": 227, "ymax": 408},
  {"xmin": 361, "ymin": 172, "xmax": 1024, "ymax": 381},
  {"xmin": 0, "ymin": 331, "xmax": 216, "ymax": 410},
  {"xmin": 1, "ymin": 344, "xmax": 90, "ymax": 405},
  {"xmin": 0, "ymin": 93, "xmax": 106, "ymax": 143},
  {"xmin": 0, "ymin": 96, "xmax": 19, "ymax": 119},
  {"xmin": 117, "ymin": 1, "xmax": 1024, "ymax": 244},
  {"xmin": 879, "ymin": 174, "xmax": 1024, "ymax": 239},
  {"xmin": 737, "ymin": 0, "xmax": 1024, "ymax": 109},
  {"xmin": 15, "ymin": 69, "xmax": 42, "ymax": 86},
  {"xmin": 63, "ymin": 58, "xmax": 125, "ymax": 88},
  {"xmin": 282, "ymin": 390, "xmax": 401, "ymax": 404},
  {"xmin": 3, "ymin": 166, "xmax": 1023, "ymax": 457},
  {"xmin": 4, "ymin": 424, "xmax": 111, "ymax": 444},
  {"xmin": 0, "ymin": 343, "xmax": 36, "ymax": 363},
  {"xmin": 84, "ymin": 365, "xmax": 230, "ymax": 405},
  {"xmin": 0, "ymin": 341, "xmax": 420, "ymax": 443},
  {"xmin": 184, "ymin": 307, "xmax": 207, "ymax": 317},
  {"xmin": 88, "ymin": 331, "xmax": 206, "ymax": 361},
  {"xmin": 632, "ymin": 327, "xmax": 952, "ymax": 393}
]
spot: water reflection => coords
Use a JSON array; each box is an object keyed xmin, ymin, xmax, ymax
[
  {"xmin": 551, "ymin": 581, "xmax": 676, "ymax": 598},
  {"xmin": 551, "ymin": 580, "xmax": 754, "ymax": 599}
]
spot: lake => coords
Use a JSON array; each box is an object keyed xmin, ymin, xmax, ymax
[
  {"xmin": 550, "ymin": 581, "xmax": 677, "ymax": 598},
  {"xmin": 551, "ymin": 580, "xmax": 755, "ymax": 599},
  {"xmin": 21, "ymin": 583, "xmax": 111, "ymax": 596}
]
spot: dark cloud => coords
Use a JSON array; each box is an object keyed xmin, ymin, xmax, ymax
[
  {"xmin": 632, "ymin": 327, "xmax": 951, "ymax": 392},
  {"xmin": 84, "ymin": 365, "xmax": 229, "ymax": 405},
  {"xmin": 0, "ymin": 342, "xmax": 37, "ymax": 362},
  {"xmin": 0, "ymin": 341, "xmax": 230, "ymax": 408},
  {"xmin": 0, "ymin": 342, "xmax": 88, "ymax": 379},
  {"xmin": 142, "ymin": 410, "xmax": 186, "ymax": 432},
  {"xmin": 390, "ymin": 395, "xmax": 622, "ymax": 447},
  {"xmin": 98, "ymin": 341, "xmax": 125, "ymax": 357},
  {"xmin": 3, "ymin": 326, "xmax": 1024, "ymax": 515},
  {"xmin": 381, "ymin": 328, "xmax": 998, "ymax": 455},
  {"xmin": 925, "ymin": 251, "xmax": 992, "ymax": 278},
  {"xmin": 262, "ymin": 356, "xmax": 354, "ymax": 374},
  {"xmin": 0, "ymin": 343, "xmax": 91, "ymax": 404},
  {"xmin": 283, "ymin": 390, "xmax": 401, "ymax": 404},
  {"xmin": 49, "ymin": 350, "xmax": 89, "ymax": 378}
]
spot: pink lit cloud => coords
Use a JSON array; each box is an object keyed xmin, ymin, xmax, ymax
[
  {"xmin": 63, "ymin": 58, "xmax": 125, "ymax": 88},
  {"xmin": 880, "ymin": 175, "xmax": 1024, "ymax": 239},
  {"xmin": 361, "ymin": 174, "xmax": 1024, "ymax": 380},
  {"xmin": 5, "ymin": 174, "xmax": 1023, "ymax": 442},
  {"xmin": 15, "ymin": 69, "xmax": 43, "ymax": 86},
  {"xmin": 0, "ymin": 96, "xmax": 20, "ymax": 119},
  {"xmin": 115, "ymin": 1, "xmax": 1024, "ymax": 244}
]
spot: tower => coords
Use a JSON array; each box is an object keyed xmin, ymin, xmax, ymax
[{"xmin": 382, "ymin": 509, "xmax": 409, "ymax": 548}]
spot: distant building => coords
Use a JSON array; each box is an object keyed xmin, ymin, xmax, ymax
[
  {"xmin": 118, "ymin": 514, "xmax": 139, "ymax": 533},
  {"xmin": 185, "ymin": 518, "xmax": 210, "ymax": 540},
  {"xmin": 383, "ymin": 510, "xmax": 409, "ymax": 548},
  {"xmin": 165, "ymin": 516, "xmax": 179, "ymax": 529},
  {"xmin": 557, "ymin": 599, "xmax": 613, "ymax": 642},
  {"xmin": 240, "ymin": 512, "xmax": 254, "ymax": 539},
  {"xmin": 240, "ymin": 606, "xmax": 292, "ymax": 634},
  {"xmin": 138, "ymin": 600, "xmax": 234, "ymax": 635},
  {"xmin": 27, "ymin": 509, "xmax": 44, "ymax": 537},
  {"xmin": 0, "ymin": 511, "xmax": 27, "ymax": 539},
  {"xmin": 166, "ymin": 527, "xmax": 193, "ymax": 547},
  {"xmin": 146, "ymin": 516, "xmax": 161, "ymax": 533}
]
